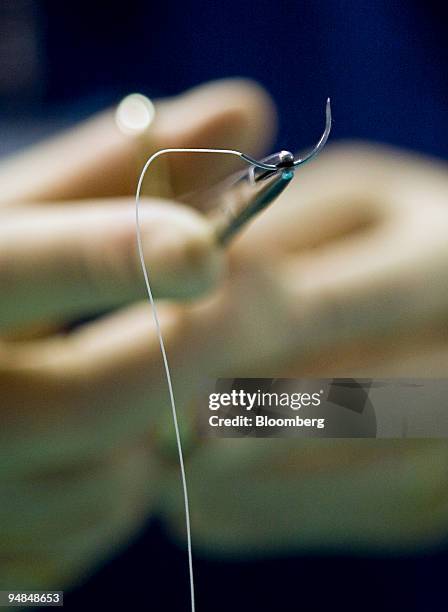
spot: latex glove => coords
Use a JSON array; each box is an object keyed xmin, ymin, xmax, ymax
[
  {"xmin": 158, "ymin": 143, "xmax": 448, "ymax": 556},
  {"xmin": 0, "ymin": 78, "xmax": 274, "ymax": 588}
]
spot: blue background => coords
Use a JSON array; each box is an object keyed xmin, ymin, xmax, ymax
[{"xmin": 3, "ymin": 0, "xmax": 448, "ymax": 158}]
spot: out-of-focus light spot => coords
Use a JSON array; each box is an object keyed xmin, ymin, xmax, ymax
[{"xmin": 115, "ymin": 93, "xmax": 155, "ymax": 135}]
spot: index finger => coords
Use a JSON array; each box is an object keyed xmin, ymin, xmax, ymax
[
  {"xmin": 0, "ymin": 79, "xmax": 275, "ymax": 207},
  {"xmin": 0, "ymin": 198, "xmax": 222, "ymax": 330},
  {"xmin": 282, "ymin": 201, "xmax": 448, "ymax": 348}
]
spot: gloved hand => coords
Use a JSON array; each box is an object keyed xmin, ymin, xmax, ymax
[
  {"xmin": 159, "ymin": 143, "xmax": 448, "ymax": 557},
  {"xmin": 0, "ymin": 78, "xmax": 274, "ymax": 588}
]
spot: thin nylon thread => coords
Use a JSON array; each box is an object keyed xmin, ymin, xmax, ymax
[
  {"xmin": 135, "ymin": 105, "xmax": 330, "ymax": 608},
  {"xmin": 136, "ymin": 148, "xmax": 257, "ymax": 612}
]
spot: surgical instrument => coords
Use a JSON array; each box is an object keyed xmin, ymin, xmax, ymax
[{"xmin": 211, "ymin": 97, "xmax": 332, "ymax": 244}]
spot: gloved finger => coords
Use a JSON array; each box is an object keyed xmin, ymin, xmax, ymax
[
  {"xmin": 0, "ymin": 290, "xmax": 229, "ymax": 471},
  {"xmin": 281, "ymin": 322, "xmax": 448, "ymax": 378},
  {"xmin": 0, "ymin": 443, "xmax": 156, "ymax": 547},
  {"xmin": 0, "ymin": 444, "xmax": 158, "ymax": 589},
  {"xmin": 0, "ymin": 79, "xmax": 275, "ymax": 206},
  {"xmin": 0, "ymin": 198, "xmax": 223, "ymax": 329},
  {"xmin": 280, "ymin": 200, "xmax": 448, "ymax": 349},
  {"xmin": 232, "ymin": 143, "xmax": 448, "ymax": 259}
]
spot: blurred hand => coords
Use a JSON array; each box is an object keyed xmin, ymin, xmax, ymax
[
  {"xmin": 159, "ymin": 143, "xmax": 448, "ymax": 555},
  {"xmin": 0, "ymin": 78, "xmax": 274, "ymax": 588},
  {"xmin": 179, "ymin": 142, "xmax": 448, "ymax": 377},
  {"xmin": 3, "ymin": 73, "xmax": 448, "ymax": 584}
]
